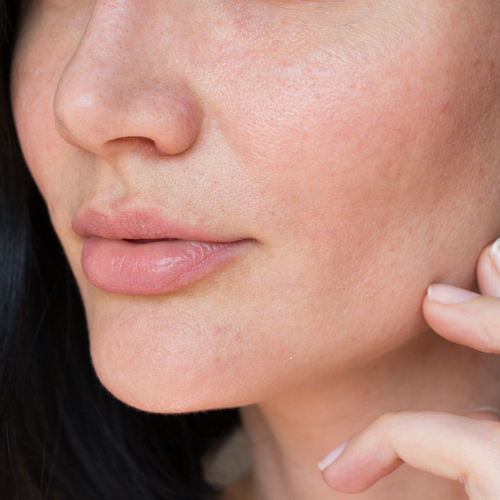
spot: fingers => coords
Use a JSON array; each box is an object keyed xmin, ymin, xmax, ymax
[
  {"xmin": 467, "ymin": 408, "xmax": 500, "ymax": 422},
  {"xmin": 318, "ymin": 244, "xmax": 500, "ymax": 497},
  {"xmin": 477, "ymin": 240, "xmax": 500, "ymax": 298},
  {"xmin": 320, "ymin": 241, "xmax": 500, "ymax": 497},
  {"xmin": 320, "ymin": 411, "xmax": 500, "ymax": 499},
  {"xmin": 422, "ymin": 238, "xmax": 500, "ymax": 353},
  {"xmin": 423, "ymin": 290, "xmax": 500, "ymax": 352}
]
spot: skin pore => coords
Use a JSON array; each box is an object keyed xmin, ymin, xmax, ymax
[{"xmin": 10, "ymin": 0, "xmax": 500, "ymax": 499}]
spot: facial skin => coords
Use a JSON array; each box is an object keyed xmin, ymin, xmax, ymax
[{"xmin": 11, "ymin": 0, "xmax": 500, "ymax": 419}]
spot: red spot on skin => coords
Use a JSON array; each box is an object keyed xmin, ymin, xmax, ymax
[{"xmin": 440, "ymin": 99, "xmax": 450, "ymax": 113}]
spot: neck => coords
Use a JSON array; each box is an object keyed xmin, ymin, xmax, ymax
[{"xmin": 239, "ymin": 330, "xmax": 500, "ymax": 500}]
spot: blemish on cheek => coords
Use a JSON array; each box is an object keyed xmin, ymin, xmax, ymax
[{"xmin": 440, "ymin": 99, "xmax": 450, "ymax": 114}]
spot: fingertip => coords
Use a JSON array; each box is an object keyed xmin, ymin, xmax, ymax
[
  {"xmin": 320, "ymin": 442, "xmax": 402, "ymax": 494},
  {"xmin": 426, "ymin": 284, "xmax": 479, "ymax": 305},
  {"xmin": 319, "ymin": 440, "xmax": 369, "ymax": 493},
  {"xmin": 477, "ymin": 238, "xmax": 500, "ymax": 297},
  {"xmin": 318, "ymin": 440, "xmax": 349, "ymax": 471},
  {"xmin": 321, "ymin": 457, "xmax": 371, "ymax": 494},
  {"xmin": 422, "ymin": 285, "xmax": 491, "ymax": 351},
  {"xmin": 467, "ymin": 407, "xmax": 500, "ymax": 422},
  {"xmin": 489, "ymin": 239, "xmax": 500, "ymax": 275}
]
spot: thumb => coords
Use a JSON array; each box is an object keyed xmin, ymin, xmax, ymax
[{"xmin": 477, "ymin": 239, "xmax": 500, "ymax": 297}]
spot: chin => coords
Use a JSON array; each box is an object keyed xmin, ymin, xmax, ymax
[
  {"xmin": 90, "ymin": 350, "xmax": 240, "ymax": 414},
  {"xmin": 88, "ymin": 317, "xmax": 260, "ymax": 414}
]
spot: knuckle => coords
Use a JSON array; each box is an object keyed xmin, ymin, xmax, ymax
[
  {"xmin": 372, "ymin": 411, "xmax": 400, "ymax": 429},
  {"xmin": 370, "ymin": 411, "xmax": 409, "ymax": 436}
]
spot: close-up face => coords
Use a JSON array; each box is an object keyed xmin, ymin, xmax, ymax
[{"xmin": 10, "ymin": 0, "xmax": 500, "ymax": 413}]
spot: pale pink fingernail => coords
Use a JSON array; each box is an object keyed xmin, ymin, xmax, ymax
[
  {"xmin": 473, "ymin": 406, "xmax": 500, "ymax": 418},
  {"xmin": 489, "ymin": 238, "xmax": 500, "ymax": 275},
  {"xmin": 427, "ymin": 284, "xmax": 479, "ymax": 304},
  {"xmin": 318, "ymin": 440, "xmax": 349, "ymax": 471}
]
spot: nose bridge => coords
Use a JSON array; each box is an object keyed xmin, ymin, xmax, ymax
[{"xmin": 53, "ymin": 0, "xmax": 203, "ymax": 157}]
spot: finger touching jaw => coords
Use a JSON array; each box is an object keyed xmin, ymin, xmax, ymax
[
  {"xmin": 477, "ymin": 239, "xmax": 500, "ymax": 298},
  {"xmin": 423, "ymin": 286, "xmax": 500, "ymax": 353},
  {"xmin": 423, "ymin": 238, "xmax": 500, "ymax": 353}
]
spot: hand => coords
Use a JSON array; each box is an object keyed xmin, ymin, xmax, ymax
[{"xmin": 318, "ymin": 239, "xmax": 500, "ymax": 499}]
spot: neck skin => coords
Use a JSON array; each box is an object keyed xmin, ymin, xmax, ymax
[{"xmin": 237, "ymin": 329, "xmax": 500, "ymax": 500}]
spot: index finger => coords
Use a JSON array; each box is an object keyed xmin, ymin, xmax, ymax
[
  {"xmin": 423, "ymin": 288, "xmax": 500, "ymax": 353},
  {"xmin": 321, "ymin": 411, "xmax": 500, "ymax": 499},
  {"xmin": 477, "ymin": 239, "xmax": 500, "ymax": 298}
]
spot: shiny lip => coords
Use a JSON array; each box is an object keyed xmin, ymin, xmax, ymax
[
  {"xmin": 81, "ymin": 237, "xmax": 249, "ymax": 295},
  {"xmin": 72, "ymin": 208, "xmax": 242, "ymax": 242}
]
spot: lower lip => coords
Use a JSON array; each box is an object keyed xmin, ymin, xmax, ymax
[{"xmin": 81, "ymin": 237, "xmax": 248, "ymax": 295}]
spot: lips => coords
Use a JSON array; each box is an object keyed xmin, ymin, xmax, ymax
[{"xmin": 74, "ymin": 210, "xmax": 251, "ymax": 295}]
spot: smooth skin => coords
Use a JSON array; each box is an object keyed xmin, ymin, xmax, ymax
[{"xmin": 10, "ymin": 0, "xmax": 500, "ymax": 499}]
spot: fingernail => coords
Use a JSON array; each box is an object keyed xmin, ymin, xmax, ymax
[
  {"xmin": 490, "ymin": 238, "xmax": 500, "ymax": 275},
  {"xmin": 318, "ymin": 440, "xmax": 349, "ymax": 471},
  {"xmin": 473, "ymin": 406, "xmax": 500, "ymax": 418},
  {"xmin": 427, "ymin": 284, "xmax": 479, "ymax": 304}
]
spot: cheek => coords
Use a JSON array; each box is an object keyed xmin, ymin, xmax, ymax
[
  {"xmin": 13, "ymin": 75, "xmax": 84, "ymax": 242},
  {"xmin": 12, "ymin": 45, "xmax": 96, "ymax": 311},
  {"xmin": 10, "ymin": 0, "xmax": 500, "ymax": 413},
  {"xmin": 11, "ymin": 5, "xmax": 90, "ymax": 227},
  {"xmin": 12, "ymin": 69, "xmax": 58, "ymax": 191},
  {"xmin": 217, "ymin": 6, "xmax": 500, "ymax": 263},
  {"xmin": 13, "ymin": 78, "xmax": 96, "ymax": 294}
]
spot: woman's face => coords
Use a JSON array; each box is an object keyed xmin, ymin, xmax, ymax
[{"xmin": 11, "ymin": 0, "xmax": 500, "ymax": 412}]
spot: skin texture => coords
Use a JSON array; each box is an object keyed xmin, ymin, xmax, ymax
[
  {"xmin": 10, "ymin": 0, "xmax": 500, "ymax": 499},
  {"xmin": 320, "ymin": 246, "xmax": 500, "ymax": 499}
]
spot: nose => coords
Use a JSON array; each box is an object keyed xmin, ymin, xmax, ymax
[{"xmin": 53, "ymin": 2, "xmax": 203, "ymax": 158}]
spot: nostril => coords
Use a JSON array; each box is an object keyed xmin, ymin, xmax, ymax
[
  {"xmin": 129, "ymin": 137, "xmax": 167, "ymax": 157},
  {"xmin": 51, "ymin": 4, "xmax": 204, "ymax": 159},
  {"xmin": 53, "ymin": 69, "xmax": 204, "ymax": 157}
]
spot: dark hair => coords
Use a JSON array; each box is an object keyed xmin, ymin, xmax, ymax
[{"xmin": 0, "ymin": 1, "xmax": 239, "ymax": 498}]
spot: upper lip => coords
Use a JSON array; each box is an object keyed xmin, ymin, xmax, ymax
[{"xmin": 72, "ymin": 208, "xmax": 240, "ymax": 242}]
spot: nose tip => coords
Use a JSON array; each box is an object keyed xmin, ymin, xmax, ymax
[
  {"xmin": 54, "ymin": 79, "xmax": 203, "ymax": 157},
  {"xmin": 52, "ymin": 4, "xmax": 203, "ymax": 159}
]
